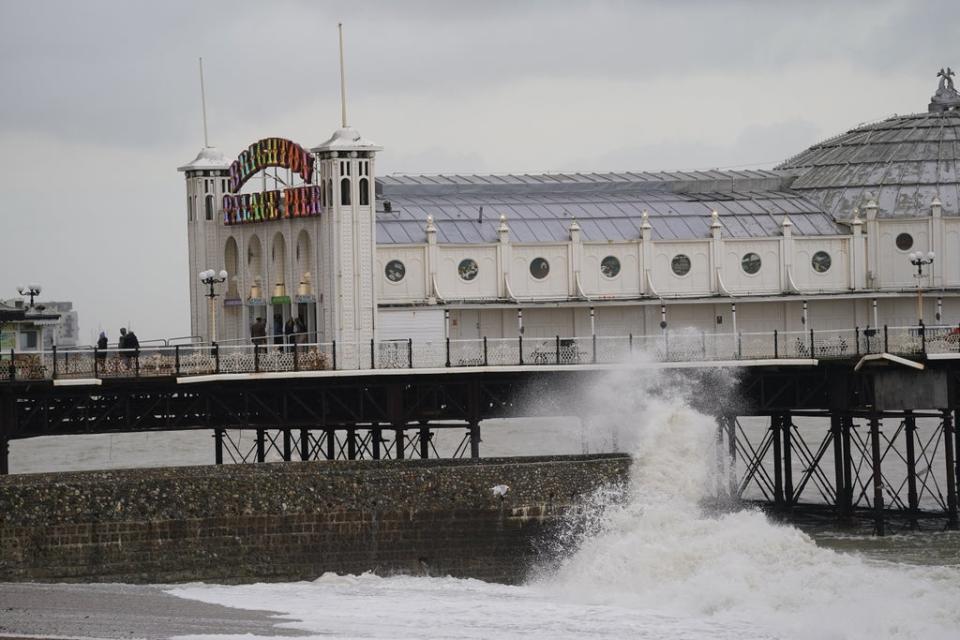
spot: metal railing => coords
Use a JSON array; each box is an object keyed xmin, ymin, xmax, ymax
[{"xmin": 2, "ymin": 324, "xmax": 959, "ymax": 382}]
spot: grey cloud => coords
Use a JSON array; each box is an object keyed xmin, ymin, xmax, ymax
[
  {"xmin": 0, "ymin": 0, "xmax": 954, "ymax": 340},
  {"xmin": 1, "ymin": 0, "xmax": 954, "ymax": 150}
]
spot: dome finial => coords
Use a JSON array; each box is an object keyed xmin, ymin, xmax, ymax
[{"xmin": 930, "ymin": 66, "xmax": 960, "ymax": 112}]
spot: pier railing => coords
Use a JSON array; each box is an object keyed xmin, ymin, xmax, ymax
[{"xmin": 3, "ymin": 324, "xmax": 960, "ymax": 382}]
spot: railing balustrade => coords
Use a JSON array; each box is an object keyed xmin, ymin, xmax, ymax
[{"xmin": 2, "ymin": 324, "xmax": 959, "ymax": 382}]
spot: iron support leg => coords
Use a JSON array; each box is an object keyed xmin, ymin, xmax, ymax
[
  {"xmin": 282, "ymin": 429, "xmax": 292, "ymax": 462},
  {"xmin": 325, "ymin": 428, "xmax": 335, "ymax": 460},
  {"xmin": 771, "ymin": 415, "xmax": 784, "ymax": 508},
  {"xmin": 726, "ymin": 417, "xmax": 737, "ymax": 499},
  {"xmin": 395, "ymin": 429, "xmax": 404, "ymax": 460},
  {"xmin": 831, "ymin": 415, "xmax": 843, "ymax": 516},
  {"xmin": 904, "ymin": 413, "xmax": 919, "ymax": 530},
  {"xmin": 841, "ymin": 416, "xmax": 854, "ymax": 522},
  {"xmin": 715, "ymin": 419, "xmax": 726, "ymax": 501},
  {"xmin": 869, "ymin": 415, "xmax": 885, "ymax": 536},
  {"xmin": 782, "ymin": 413, "xmax": 794, "ymax": 508},
  {"xmin": 419, "ymin": 426, "xmax": 430, "ymax": 460},
  {"xmin": 256, "ymin": 429, "xmax": 266, "ymax": 463},
  {"xmin": 955, "ymin": 409, "xmax": 960, "ymax": 516},
  {"xmin": 300, "ymin": 428, "xmax": 309, "ymax": 461},
  {"xmin": 372, "ymin": 424, "xmax": 381, "ymax": 460},
  {"xmin": 943, "ymin": 410, "xmax": 958, "ymax": 530},
  {"xmin": 0, "ymin": 391, "xmax": 11, "ymax": 475},
  {"xmin": 469, "ymin": 420, "xmax": 481, "ymax": 459},
  {"xmin": 214, "ymin": 429, "xmax": 224, "ymax": 465},
  {"xmin": 347, "ymin": 427, "xmax": 357, "ymax": 460}
]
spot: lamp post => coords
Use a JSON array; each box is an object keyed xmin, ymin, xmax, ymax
[
  {"xmin": 16, "ymin": 284, "xmax": 42, "ymax": 308},
  {"xmin": 13, "ymin": 283, "xmax": 47, "ymax": 350},
  {"xmin": 909, "ymin": 251, "xmax": 935, "ymax": 325},
  {"xmin": 199, "ymin": 269, "xmax": 228, "ymax": 342}
]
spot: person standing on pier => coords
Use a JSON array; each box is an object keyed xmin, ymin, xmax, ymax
[
  {"xmin": 96, "ymin": 332, "xmax": 108, "ymax": 368},
  {"xmin": 273, "ymin": 314, "xmax": 284, "ymax": 349},
  {"xmin": 284, "ymin": 317, "xmax": 296, "ymax": 352},
  {"xmin": 250, "ymin": 317, "xmax": 267, "ymax": 346}
]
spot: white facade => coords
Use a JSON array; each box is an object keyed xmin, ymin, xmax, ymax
[{"xmin": 181, "ymin": 107, "xmax": 960, "ymax": 347}]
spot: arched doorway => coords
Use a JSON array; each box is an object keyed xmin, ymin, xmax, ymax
[
  {"xmin": 295, "ymin": 230, "xmax": 316, "ymax": 343},
  {"xmin": 270, "ymin": 232, "xmax": 289, "ymax": 346}
]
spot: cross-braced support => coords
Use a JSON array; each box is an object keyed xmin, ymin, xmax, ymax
[{"xmin": 732, "ymin": 410, "xmax": 957, "ymax": 533}]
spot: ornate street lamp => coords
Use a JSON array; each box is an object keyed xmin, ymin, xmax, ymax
[
  {"xmin": 909, "ymin": 251, "xmax": 935, "ymax": 325},
  {"xmin": 199, "ymin": 269, "xmax": 228, "ymax": 342},
  {"xmin": 16, "ymin": 283, "xmax": 42, "ymax": 308}
]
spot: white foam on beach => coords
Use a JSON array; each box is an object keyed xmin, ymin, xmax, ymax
[{"xmin": 166, "ymin": 362, "xmax": 960, "ymax": 639}]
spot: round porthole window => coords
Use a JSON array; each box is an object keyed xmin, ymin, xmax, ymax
[
  {"xmin": 896, "ymin": 233, "xmax": 914, "ymax": 251},
  {"xmin": 811, "ymin": 251, "xmax": 832, "ymax": 273},
  {"xmin": 458, "ymin": 258, "xmax": 479, "ymax": 281},
  {"xmin": 741, "ymin": 252, "xmax": 762, "ymax": 275},
  {"xmin": 601, "ymin": 255, "xmax": 621, "ymax": 278},
  {"xmin": 671, "ymin": 254, "xmax": 691, "ymax": 276},
  {"xmin": 385, "ymin": 260, "xmax": 406, "ymax": 282},
  {"xmin": 529, "ymin": 257, "xmax": 550, "ymax": 279}
]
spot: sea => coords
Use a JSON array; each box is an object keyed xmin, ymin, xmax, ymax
[{"xmin": 8, "ymin": 363, "xmax": 960, "ymax": 639}]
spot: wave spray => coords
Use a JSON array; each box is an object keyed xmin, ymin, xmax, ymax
[{"xmin": 537, "ymin": 362, "xmax": 960, "ymax": 640}]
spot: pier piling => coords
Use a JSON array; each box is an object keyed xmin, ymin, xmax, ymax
[{"xmin": 869, "ymin": 415, "xmax": 884, "ymax": 536}]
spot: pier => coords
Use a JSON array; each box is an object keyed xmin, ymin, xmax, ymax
[{"xmin": 2, "ymin": 324, "xmax": 960, "ymax": 534}]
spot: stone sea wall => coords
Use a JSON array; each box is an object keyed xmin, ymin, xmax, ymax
[{"xmin": 0, "ymin": 455, "xmax": 631, "ymax": 584}]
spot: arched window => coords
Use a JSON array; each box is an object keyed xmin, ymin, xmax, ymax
[
  {"xmin": 204, "ymin": 195, "xmax": 214, "ymax": 221},
  {"xmin": 359, "ymin": 178, "xmax": 369, "ymax": 206},
  {"xmin": 296, "ymin": 230, "xmax": 312, "ymax": 282},
  {"xmin": 326, "ymin": 179, "xmax": 333, "ymax": 208},
  {"xmin": 224, "ymin": 237, "xmax": 239, "ymax": 297},
  {"xmin": 340, "ymin": 178, "xmax": 351, "ymax": 206}
]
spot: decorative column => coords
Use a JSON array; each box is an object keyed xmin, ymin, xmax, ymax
[
  {"xmin": 931, "ymin": 196, "xmax": 944, "ymax": 288},
  {"xmin": 426, "ymin": 215, "xmax": 438, "ymax": 304},
  {"xmin": 850, "ymin": 211, "xmax": 865, "ymax": 290},
  {"xmin": 569, "ymin": 219, "xmax": 582, "ymax": 298},
  {"xmin": 640, "ymin": 210, "xmax": 653, "ymax": 295},
  {"xmin": 780, "ymin": 215, "xmax": 793, "ymax": 292},
  {"xmin": 863, "ymin": 199, "xmax": 879, "ymax": 288},
  {"xmin": 710, "ymin": 209, "xmax": 722, "ymax": 294},
  {"xmin": 497, "ymin": 214, "xmax": 510, "ymax": 299}
]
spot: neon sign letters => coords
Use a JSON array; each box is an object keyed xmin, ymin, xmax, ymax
[
  {"xmin": 228, "ymin": 138, "xmax": 315, "ymax": 193},
  {"xmin": 223, "ymin": 185, "xmax": 322, "ymax": 225},
  {"xmin": 223, "ymin": 137, "xmax": 321, "ymax": 226}
]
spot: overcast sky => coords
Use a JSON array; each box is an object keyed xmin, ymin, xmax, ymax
[{"xmin": 0, "ymin": 0, "xmax": 955, "ymax": 342}]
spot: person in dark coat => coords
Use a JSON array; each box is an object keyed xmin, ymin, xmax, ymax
[
  {"xmin": 118, "ymin": 328, "xmax": 130, "ymax": 368},
  {"xmin": 126, "ymin": 330, "xmax": 140, "ymax": 351},
  {"xmin": 250, "ymin": 317, "xmax": 267, "ymax": 346},
  {"xmin": 273, "ymin": 314, "xmax": 284, "ymax": 348},
  {"xmin": 96, "ymin": 331, "xmax": 108, "ymax": 369},
  {"xmin": 294, "ymin": 317, "xmax": 307, "ymax": 344},
  {"xmin": 284, "ymin": 317, "xmax": 296, "ymax": 351}
]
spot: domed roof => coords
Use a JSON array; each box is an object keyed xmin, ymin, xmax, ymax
[
  {"xmin": 311, "ymin": 126, "xmax": 381, "ymax": 153},
  {"xmin": 778, "ymin": 75, "xmax": 960, "ymax": 220},
  {"xmin": 177, "ymin": 146, "xmax": 230, "ymax": 172}
]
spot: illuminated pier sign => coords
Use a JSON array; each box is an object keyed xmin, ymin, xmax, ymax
[
  {"xmin": 228, "ymin": 137, "xmax": 314, "ymax": 192},
  {"xmin": 223, "ymin": 137, "xmax": 321, "ymax": 226},
  {"xmin": 223, "ymin": 185, "xmax": 322, "ymax": 224}
]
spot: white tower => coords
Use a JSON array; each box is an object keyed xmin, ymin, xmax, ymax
[
  {"xmin": 177, "ymin": 58, "xmax": 230, "ymax": 341},
  {"xmin": 311, "ymin": 24, "xmax": 381, "ymax": 365}
]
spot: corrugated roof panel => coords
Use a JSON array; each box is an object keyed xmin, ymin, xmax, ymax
[{"xmin": 648, "ymin": 219, "xmax": 677, "ymax": 240}]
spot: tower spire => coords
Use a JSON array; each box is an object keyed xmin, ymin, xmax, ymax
[
  {"xmin": 199, "ymin": 57, "xmax": 210, "ymax": 148},
  {"xmin": 338, "ymin": 23, "xmax": 348, "ymax": 128}
]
